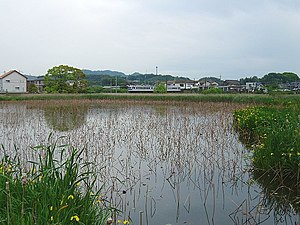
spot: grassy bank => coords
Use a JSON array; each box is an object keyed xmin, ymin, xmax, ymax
[
  {"xmin": 1, "ymin": 93, "xmax": 300, "ymax": 106},
  {"xmin": 233, "ymin": 106, "xmax": 300, "ymax": 178},
  {"xmin": 0, "ymin": 140, "xmax": 112, "ymax": 225}
]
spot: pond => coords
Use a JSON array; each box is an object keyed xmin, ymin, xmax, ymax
[{"xmin": 0, "ymin": 100, "xmax": 299, "ymax": 225}]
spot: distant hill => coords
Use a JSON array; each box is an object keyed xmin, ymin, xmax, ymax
[
  {"xmin": 127, "ymin": 72, "xmax": 191, "ymax": 85},
  {"xmin": 82, "ymin": 69, "xmax": 127, "ymax": 77},
  {"xmin": 82, "ymin": 69, "xmax": 192, "ymax": 86},
  {"xmin": 240, "ymin": 72, "xmax": 300, "ymax": 86}
]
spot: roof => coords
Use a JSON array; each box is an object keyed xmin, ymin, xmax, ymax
[
  {"xmin": 0, "ymin": 70, "xmax": 28, "ymax": 80},
  {"xmin": 167, "ymin": 80, "xmax": 195, "ymax": 84},
  {"xmin": 25, "ymin": 75, "xmax": 44, "ymax": 81},
  {"xmin": 223, "ymin": 80, "xmax": 240, "ymax": 85}
]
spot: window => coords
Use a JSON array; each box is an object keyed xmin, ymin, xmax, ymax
[
  {"xmin": 6, "ymin": 79, "xmax": 10, "ymax": 82},
  {"xmin": 15, "ymin": 86, "xmax": 20, "ymax": 90}
]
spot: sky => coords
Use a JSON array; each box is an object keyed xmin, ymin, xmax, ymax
[{"xmin": 1, "ymin": 0, "xmax": 300, "ymax": 80}]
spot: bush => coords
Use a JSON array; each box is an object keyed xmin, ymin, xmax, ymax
[
  {"xmin": 28, "ymin": 84, "xmax": 38, "ymax": 93},
  {"xmin": 153, "ymin": 83, "xmax": 167, "ymax": 94},
  {"xmin": 202, "ymin": 87, "xmax": 223, "ymax": 94}
]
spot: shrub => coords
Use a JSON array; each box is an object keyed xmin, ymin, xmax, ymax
[
  {"xmin": 153, "ymin": 83, "xmax": 167, "ymax": 94},
  {"xmin": 202, "ymin": 87, "xmax": 223, "ymax": 94}
]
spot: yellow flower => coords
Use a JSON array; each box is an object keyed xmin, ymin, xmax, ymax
[
  {"xmin": 117, "ymin": 220, "xmax": 122, "ymax": 224},
  {"xmin": 96, "ymin": 195, "xmax": 103, "ymax": 203},
  {"xmin": 31, "ymin": 167, "xmax": 36, "ymax": 174},
  {"xmin": 7, "ymin": 165, "xmax": 12, "ymax": 172},
  {"xmin": 123, "ymin": 220, "xmax": 130, "ymax": 224},
  {"xmin": 50, "ymin": 216, "xmax": 54, "ymax": 221},
  {"xmin": 50, "ymin": 206, "xmax": 53, "ymax": 211},
  {"xmin": 70, "ymin": 215, "xmax": 80, "ymax": 222},
  {"xmin": 68, "ymin": 195, "xmax": 74, "ymax": 200}
]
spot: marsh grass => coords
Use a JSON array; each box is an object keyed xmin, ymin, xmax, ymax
[
  {"xmin": 233, "ymin": 106, "xmax": 300, "ymax": 177},
  {"xmin": 1, "ymin": 93, "xmax": 300, "ymax": 106},
  {"xmin": 0, "ymin": 138, "xmax": 111, "ymax": 225}
]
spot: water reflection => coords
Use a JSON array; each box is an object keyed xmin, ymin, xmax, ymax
[
  {"xmin": 0, "ymin": 101, "xmax": 299, "ymax": 225},
  {"xmin": 43, "ymin": 104, "xmax": 88, "ymax": 132},
  {"xmin": 252, "ymin": 170, "xmax": 300, "ymax": 224}
]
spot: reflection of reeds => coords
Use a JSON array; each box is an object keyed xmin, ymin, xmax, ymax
[{"xmin": 1, "ymin": 100, "xmax": 293, "ymax": 224}]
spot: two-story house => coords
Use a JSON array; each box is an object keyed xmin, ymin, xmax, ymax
[{"xmin": 0, "ymin": 70, "xmax": 27, "ymax": 93}]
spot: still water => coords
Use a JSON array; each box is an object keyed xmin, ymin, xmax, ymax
[{"xmin": 0, "ymin": 100, "xmax": 299, "ymax": 225}]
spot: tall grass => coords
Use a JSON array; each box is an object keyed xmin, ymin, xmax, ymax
[
  {"xmin": 0, "ymin": 138, "xmax": 112, "ymax": 225},
  {"xmin": 233, "ymin": 106, "xmax": 300, "ymax": 177},
  {"xmin": 1, "ymin": 93, "xmax": 300, "ymax": 106}
]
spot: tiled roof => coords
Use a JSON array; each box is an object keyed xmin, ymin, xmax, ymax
[{"xmin": 224, "ymin": 80, "xmax": 240, "ymax": 85}]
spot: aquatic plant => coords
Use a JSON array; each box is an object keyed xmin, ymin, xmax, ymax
[
  {"xmin": 233, "ymin": 106, "xmax": 300, "ymax": 177},
  {"xmin": 0, "ymin": 140, "xmax": 112, "ymax": 225}
]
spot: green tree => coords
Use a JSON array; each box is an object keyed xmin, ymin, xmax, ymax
[
  {"xmin": 154, "ymin": 83, "xmax": 167, "ymax": 93},
  {"xmin": 44, "ymin": 65, "xmax": 87, "ymax": 93},
  {"xmin": 261, "ymin": 72, "xmax": 300, "ymax": 87}
]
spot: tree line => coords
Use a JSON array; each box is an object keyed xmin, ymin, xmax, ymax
[
  {"xmin": 31, "ymin": 65, "xmax": 300, "ymax": 93},
  {"xmin": 240, "ymin": 72, "xmax": 300, "ymax": 88}
]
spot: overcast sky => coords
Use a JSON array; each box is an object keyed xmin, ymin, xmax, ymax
[{"xmin": 1, "ymin": 0, "xmax": 300, "ymax": 79}]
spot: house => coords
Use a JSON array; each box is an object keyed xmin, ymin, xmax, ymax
[
  {"xmin": 289, "ymin": 82, "xmax": 300, "ymax": 90},
  {"xmin": 197, "ymin": 80, "xmax": 221, "ymax": 90},
  {"xmin": 221, "ymin": 80, "xmax": 243, "ymax": 92},
  {"xmin": 26, "ymin": 75, "xmax": 45, "ymax": 92},
  {"xmin": 245, "ymin": 82, "xmax": 264, "ymax": 92},
  {"xmin": 167, "ymin": 80, "xmax": 197, "ymax": 90},
  {"xmin": 0, "ymin": 70, "xmax": 27, "ymax": 93}
]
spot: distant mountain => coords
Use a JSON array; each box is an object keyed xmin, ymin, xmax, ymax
[
  {"xmin": 82, "ymin": 69, "xmax": 192, "ymax": 86},
  {"xmin": 127, "ymin": 72, "xmax": 191, "ymax": 85},
  {"xmin": 82, "ymin": 69, "xmax": 127, "ymax": 77}
]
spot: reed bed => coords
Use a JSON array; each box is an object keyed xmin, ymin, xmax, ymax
[
  {"xmin": 1, "ymin": 93, "xmax": 300, "ymax": 106},
  {"xmin": 0, "ymin": 100, "xmax": 299, "ymax": 224}
]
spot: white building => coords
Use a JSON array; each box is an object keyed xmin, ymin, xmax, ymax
[
  {"xmin": 0, "ymin": 70, "xmax": 27, "ymax": 93},
  {"xmin": 245, "ymin": 82, "xmax": 264, "ymax": 92},
  {"xmin": 167, "ymin": 80, "xmax": 197, "ymax": 90}
]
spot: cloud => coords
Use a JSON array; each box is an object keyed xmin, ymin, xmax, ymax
[{"xmin": 1, "ymin": 0, "xmax": 300, "ymax": 79}]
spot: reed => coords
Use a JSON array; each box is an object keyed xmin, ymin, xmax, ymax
[
  {"xmin": 2, "ymin": 100, "xmax": 298, "ymax": 224},
  {"xmin": 1, "ymin": 93, "xmax": 300, "ymax": 106}
]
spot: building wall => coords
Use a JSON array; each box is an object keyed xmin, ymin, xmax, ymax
[{"xmin": 0, "ymin": 71, "xmax": 27, "ymax": 93}]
